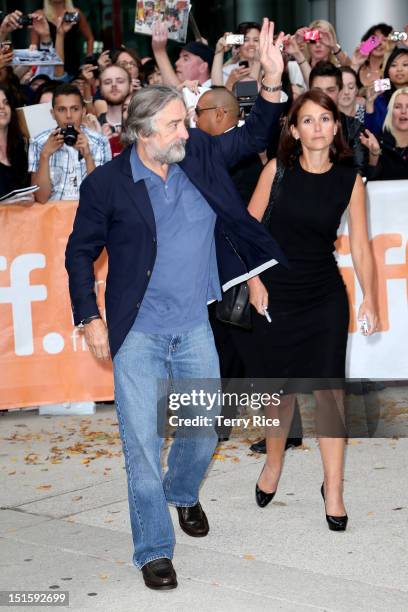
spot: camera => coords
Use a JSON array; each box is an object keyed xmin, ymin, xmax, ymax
[
  {"xmin": 60, "ymin": 124, "xmax": 79, "ymax": 146},
  {"xmin": 226, "ymin": 34, "xmax": 244, "ymax": 46},
  {"xmin": 304, "ymin": 29, "xmax": 320, "ymax": 41},
  {"xmin": 389, "ymin": 31, "xmax": 408, "ymax": 42},
  {"xmin": 17, "ymin": 15, "xmax": 33, "ymax": 27},
  {"xmin": 373, "ymin": 78, "xmax": 391, "ymax": 93},
  {"xmin": 233, "ymin": 80, "xmax": 258, "ymax": 116},
  {"xmin": 63, "ymin": 11, "xmax": 80, "ymax": 23}
]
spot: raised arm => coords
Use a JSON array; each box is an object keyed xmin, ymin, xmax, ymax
[
  {"xmin": 213, "ymin": 19, "xmax": 285, "ymax": 167},
  {"xmin": 78, "ymin": 9, "xmax": 94, "ymax": 54},
  {"xmin": 347, "ymin": 175, "xmax": 378, "ymax": 334},
  {"xmin": 211, "ymin": 33, "xmax": 232, "ymax": 85},
  {"xmin": 151, "ymin": 19, "xmax": 181, "ymax": 87}
]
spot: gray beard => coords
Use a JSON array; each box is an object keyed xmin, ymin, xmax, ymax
[{"xmin": 153, "ymin": 140, "xmax": 186, "ymax": 164}]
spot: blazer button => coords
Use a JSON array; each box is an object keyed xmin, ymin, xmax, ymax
[
  {"xmin": 147, "ymin": 270, "xmax": 151, "ymax": 277},
  {"xmin": 153, "ymin": 237, "xmax": 156, "ymax": 243},
  {"xmin": 136, "ymin": 303, "xmax": 140, "ymax": 308}
]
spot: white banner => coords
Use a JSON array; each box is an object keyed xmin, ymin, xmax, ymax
[{"xmin": 336, "ymin": 180, "xmax": 408, "ymax": 379}]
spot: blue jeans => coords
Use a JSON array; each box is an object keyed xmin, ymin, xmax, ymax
[{"xmin": 113, "ymin": 321, "xmax": 220, "ymax": 569}]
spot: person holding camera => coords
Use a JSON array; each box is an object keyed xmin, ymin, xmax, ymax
[
  {"xmin": 31, "ymin": 0, "xmax": 94, "ymax": 77},
  {"xmin": 29, "ymin": 83, "xmax": 111, "ymax": 203}
]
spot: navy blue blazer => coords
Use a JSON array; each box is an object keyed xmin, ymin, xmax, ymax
[{"xmin": 65, "ymin": 95, "xmax": 288, "ymax": 358}]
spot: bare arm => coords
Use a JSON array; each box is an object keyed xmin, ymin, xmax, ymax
[
  {"xmin": 77, "ymin": 9, "xmax": 94, "ymax": 54},
  {"xmin": 32, "ymin": 130, "xmax": 65, "ymax": 203},
  {"xmin": 151, "ymin": 19, "xmax": 181, "ymax": 87},
  {"xmin": 347, "ymin": 174, "xmax": 378, "ymax": 334},
  {"xmin": 211, "ymin": 33, "xmax": 232, "ymax": 85},
  {"xmin": 246, "ymin": 159, "xmax": 277, "ymax": 313}
]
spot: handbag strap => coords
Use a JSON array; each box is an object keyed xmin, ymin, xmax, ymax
[{"xmin": 261, "ymin": 159, "xmax": 285, "ymax": 226}]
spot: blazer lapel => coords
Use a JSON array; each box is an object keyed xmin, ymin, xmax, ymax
[{"xmin": 119, "ymin": 147, "xmax": 156, "ymax": 235}]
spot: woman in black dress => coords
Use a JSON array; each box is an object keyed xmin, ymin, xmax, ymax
[
  {"xmin": 244, "ymin": 90, "xmax": 378, "ymax": 530},
  {"xmin": 0, "ymin": 86, "xmax": 29, "ymax": 198}
]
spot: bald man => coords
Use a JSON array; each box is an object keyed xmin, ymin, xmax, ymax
[{"xmin": 195, "ymin": 87, "xmax": 241, "ymax": 136}]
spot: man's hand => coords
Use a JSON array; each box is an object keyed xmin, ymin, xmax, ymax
[
  {"xmin": 42, "ymin": 129, "xmax": 65, "ymax": 157},
  {"xmin": 151, "ymin": 18, "xmax": 168, "ymax": 52},
  {"xmin": 131, "ymin": 77, "xmax": 142, "ymax": 91},
  {"xmin": 0, "ymin": 11, "xmax": 23, "ymax": 38},
  {"xmin": 81, "ymin": 63, "xmax": 97, "ymax": 83},
  {"xmin": 74, "ymin": 131, "xmax": 92, "ymax": 159},
  {"xmin": 177, "ymin": 79, "xmax": 200, "ymax": 93},
  {"xmin": 97, "ymin": 49, "xmax": 111, "ymax": 71},
  {"xmin": 83, "ymin": 318, "xmax": 110, "ymax": 360},
  {"xmin": 259, "ymin": 18, "xmax": 284, "ymax": 79}
]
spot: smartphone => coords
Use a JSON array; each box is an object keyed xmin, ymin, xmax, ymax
[
  {"xmin": 304, "ymin": 29, "xmax": 320, "ymax": 41},
  {"xmin": 63, "ymin": 11, "xmax": 80, "ymax": 23},
  {"xmin": 226, "ymin": 34, "xmax": 244, "ymax": 46},
  {"xmin": 360, "ymin": 35, "xmax": 381, "ymax": 56},
  {"xmin": 374, "ymin": 78, "xmax": 391, "ymax": 93},
  {"xmin": 238, "ymin": 60, "xmax": 249, "ymax": 69},
  {"xmin": 358, "ymin": 318, "xmax": 369, "ymax": 335},
  {"xmin": 0, "ymin": 40, "xmax": 12, "ymax": 53}
]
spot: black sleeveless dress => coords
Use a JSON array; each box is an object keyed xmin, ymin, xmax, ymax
[{"xmin": 235, "ymin": 159, "xmax": 358, "ymax": 379}]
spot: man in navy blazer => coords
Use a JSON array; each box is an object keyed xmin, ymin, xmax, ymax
[{"xmin": 66, "ymin": 19, "xmax": 287, "ymax": 591}]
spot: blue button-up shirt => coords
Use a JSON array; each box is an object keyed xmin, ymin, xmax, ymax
[{"xmin": 130, "ymin": 145, "xmax": 221, "ymax": 334}]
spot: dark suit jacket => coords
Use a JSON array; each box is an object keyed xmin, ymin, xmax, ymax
[{"xmin": 65, "ymin": 95, "xmax": 288, "ymax": 358}]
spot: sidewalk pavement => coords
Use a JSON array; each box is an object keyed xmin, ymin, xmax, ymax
[{"xmin": 1, "ymin": 401, "xmax": 407, "ymax": 612}]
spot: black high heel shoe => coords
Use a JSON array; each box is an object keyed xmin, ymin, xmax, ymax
[
  {"xmin": 320, "ymin": 483, "xmax": 348, "ymax": 531},
  {"xmin": 255, "ymin": 466, "xmax": 276, "ymax": 508}
]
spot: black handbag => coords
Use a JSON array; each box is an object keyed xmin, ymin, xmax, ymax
[
  {"xmin": 215, "ymin": 161, "xmax": 285, "ymax": 330},
  {"xmin": 215, "ymin": 281, "xmax": 251, "ymax": 329}
]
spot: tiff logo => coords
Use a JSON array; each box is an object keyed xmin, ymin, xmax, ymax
[{"xmin": 0, "ymin": 254, "xmax": 47, "ymax": 356}]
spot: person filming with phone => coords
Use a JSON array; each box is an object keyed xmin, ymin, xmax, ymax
[{"xmin": 29, "ymin": 83, "xmax": 111, "ymax": 203}]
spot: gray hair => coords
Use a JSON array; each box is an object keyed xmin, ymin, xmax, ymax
[{"xmin": 121, "ymin": 85, "xmax": 185, "ymax": 145}]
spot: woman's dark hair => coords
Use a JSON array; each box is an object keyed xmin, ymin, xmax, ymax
[
  {"xmin": 383, "ymin": 47, "xmax": 408, "ymax": 101},
  {"xmin": 278, "ymin": 90, "xmax": 352, "ymax": 168},
  {"xmin": 142, "ymin": 58, "xmax": 159, "ymax": 84},
  {"xmin": 237, "ymin": 21, "xmax": 261, "ymax": 37},
  {"xmin": 0, "ymin": 67, "xmax": 28, "ymax": 107},
  {"xmin": 340, "ymin": 65, "xmax": 362, "ymax": 90},
  {"xmin": 361, "ymin": 23, "xmax": 393, "ymax": 42},
  {"xmin": 0, "ymin": 85, "xmax": 29, "ymax": 189}
]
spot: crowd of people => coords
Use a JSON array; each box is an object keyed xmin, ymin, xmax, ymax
[
  {"xmin": 0, "ymin": 6, "xmax": 407, "ymax": 199},
  {"xmin": 2, "ymin": 5, "xmax": 408, "ymax": 592}
]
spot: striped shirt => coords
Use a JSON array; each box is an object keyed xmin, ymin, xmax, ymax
[{"xmin": 28, "ymin": 126, "xmax": 111, "ymax": 200}]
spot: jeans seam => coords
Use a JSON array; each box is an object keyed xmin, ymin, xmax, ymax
[{"xmin": 115, "ymin": 397, "xmax": 145, "ymax": 540}]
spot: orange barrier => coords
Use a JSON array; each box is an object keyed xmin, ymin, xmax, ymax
[
  {"xmin": 1, "ymin": 182, "xmax": 407, "ymax": 409},
  {"xmin": 0, "ymin": 201, "xmax": 113, "ymax": 409}
]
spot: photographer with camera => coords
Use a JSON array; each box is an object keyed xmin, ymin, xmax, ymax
[{"xmin": 29, "ymin": 83, "xmax": 111, "ymax": 203}]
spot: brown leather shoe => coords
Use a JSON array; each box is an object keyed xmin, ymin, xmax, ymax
[
  {"xmin": 141, "ymin": 558, "xmax": 177, "ymax": 590},
  {"xmin": 176, "ymin": 502, "xmax": 209, "ymax": 537}
]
